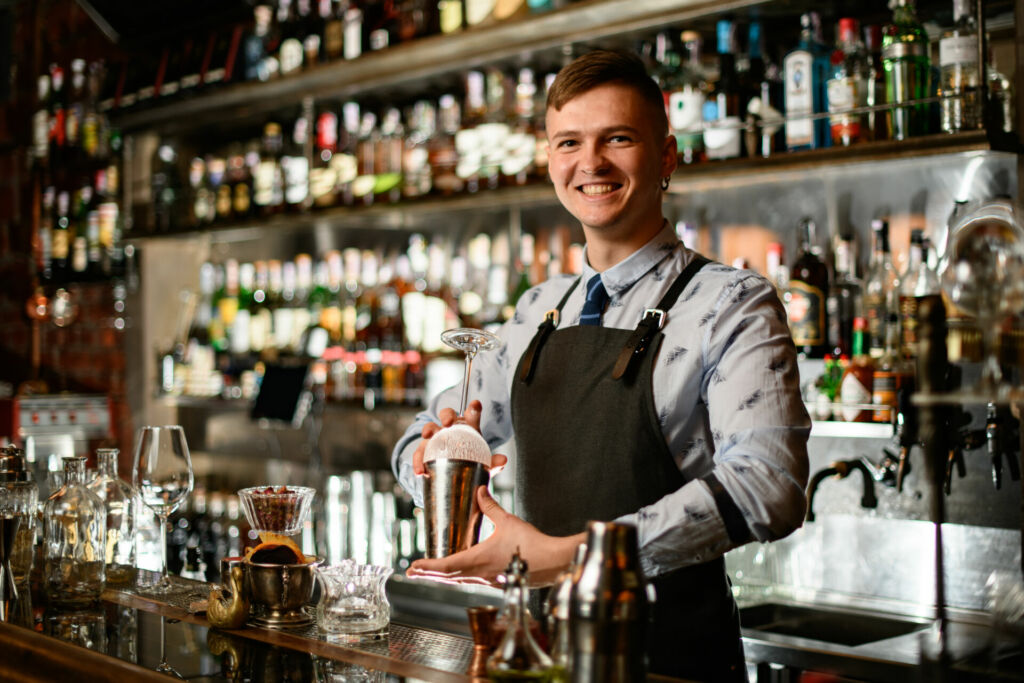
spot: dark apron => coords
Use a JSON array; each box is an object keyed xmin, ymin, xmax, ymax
[{"xmin": 511, "ymin": 256, "xmax": 747, "ymax": 682}]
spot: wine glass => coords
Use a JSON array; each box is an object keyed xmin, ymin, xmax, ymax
[
  {"xmin": 133, "ymin": 426, "xmax": 194, "ymax": 593},
  {"xmin": 939, "ymin": 199, "xmax": 1024, "ymax": 403},
  {"xmin": 441, "ymin": 327, "xmax": 501, "ymax": 417},
  {"xmin": 156, "ymin": 615, "xmax": 185, "ymax": 679}
]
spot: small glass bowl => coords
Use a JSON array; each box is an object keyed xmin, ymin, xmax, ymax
[{"xmin": 237, "ymin": 485, "xmax": 315, "ymax": 536}]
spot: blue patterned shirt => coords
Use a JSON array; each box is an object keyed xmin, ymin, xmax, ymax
[{"xmin": 392, "ymin": 222, "xmax": 810, "ymax": 578}]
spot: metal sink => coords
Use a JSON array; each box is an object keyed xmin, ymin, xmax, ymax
[{"xmin": 740, "ymin": 602, "xmax": 930, "ymax": 647}]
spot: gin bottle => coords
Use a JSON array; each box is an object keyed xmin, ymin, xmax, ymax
[
  {"xmin": 939, "ymin": 0, "xmax": 981, "ymax": 132},
  {"xmin": 87, "ymin": 448, "xmax": 137, "ymax": 586},
  {"xmin": 882, "ymin": 0, "xmax": 931, "ymax": 139},
  {"xmin": 44, "ymin": 456, "xmax": 106, "ymax": 606}
]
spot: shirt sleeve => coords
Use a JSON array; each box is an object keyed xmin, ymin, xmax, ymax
[
  {"xmin": 391, "ymin": 324, "xmax": 517, "ymax": 508},
  {"xmin": 620, "ymin": 272, "xmax": 811, "ymax": 578}
]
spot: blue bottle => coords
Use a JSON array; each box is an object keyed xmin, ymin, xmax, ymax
[{"xmin": 783, "ymin": 12, "xmax": 832, "ymax": 150}]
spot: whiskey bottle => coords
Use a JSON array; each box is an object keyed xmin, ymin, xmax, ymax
[
  {"xmin": 785, "ymin": 218, "xmax": 830, "ymax": 358},
  {"xmin": 863, "ymin": 219, "xmax": 899, "ymax": 359}
]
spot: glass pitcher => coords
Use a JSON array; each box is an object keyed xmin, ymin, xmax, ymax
[
  {"xmin": 87, "ymin": 448, "xmax": 137, "ymax": 585},
  {"xmin": 316, "ymin": 559, "xmax": 393, "ymax": 640}
]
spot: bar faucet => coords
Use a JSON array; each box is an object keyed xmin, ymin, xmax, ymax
[
  {"xmin": 986, "ymin": 402, "xmax": 1021, "ymax": 490},
  {"xmin": 805, "ymin": 458, "xmax": 879, "ymax": 522}
]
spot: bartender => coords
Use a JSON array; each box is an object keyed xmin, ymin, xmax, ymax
[{"xmin": 392, "ymin": 49, "xmax": 810, "ymax": 681}]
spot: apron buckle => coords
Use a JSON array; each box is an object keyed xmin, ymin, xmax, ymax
[
  {"xmin": 642, "ymin": 308, "xmax": 667, "ymax": 330},
  {"xmin": 544, "ymin": 309, "xmax": 559, "ymax": 326}
]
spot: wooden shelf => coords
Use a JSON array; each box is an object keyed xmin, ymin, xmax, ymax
[{"xmin": 110, "ymin": 0, "xmax": 769, "ymax": 134}]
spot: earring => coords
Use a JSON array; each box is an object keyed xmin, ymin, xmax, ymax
[{"xmin": 660, "ymin": 177, "xmax": 671, "ymax": 191}]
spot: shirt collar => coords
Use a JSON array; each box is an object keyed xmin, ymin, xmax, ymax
[{"xmin": 581, "ymin": 220, "xmax": 682, "ymax": 298}]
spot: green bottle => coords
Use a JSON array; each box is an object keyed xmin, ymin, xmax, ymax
[{"xmin": 882, "ymin": 0, "xmax": 931, "ymax": 140}]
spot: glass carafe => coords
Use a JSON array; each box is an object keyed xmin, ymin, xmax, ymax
[
  {"xmin": 486, "ymin": 551, "xmax": 553, "ymax": 682},
  {"xmin": 44, "ymin": 456, "xmax": 106, "ymax": 606},
  {"xmin": 87, "ymin": 448, "xmax": 137, "ymax": 585},
  {"xmin": 0, "ymin": 445, "xmax": 39, "ymax": 585}
]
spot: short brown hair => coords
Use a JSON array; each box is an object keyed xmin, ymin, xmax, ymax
[{"xmin": 546, "ymin": 49, "xmax": 668, "ymax": 137}]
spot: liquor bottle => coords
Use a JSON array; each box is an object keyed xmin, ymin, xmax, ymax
[
  {"xmin": 898, "ymin": 228, "xmax": 940, "ymax": 359},
  {"xmin": 500, "ymin": 68, "xmax": 538, "ymax": 185},
  {"xmin": 82, "ymin": 62, "xmax": 105, "ymax": 159},
  {"xmin": 839, "ymin": 317, "xmax": 875, "ymax": 422},
  {"xmin": 278, "ymin": 0, "xmax": 306, "ymax": 76},
  {"xmin": 48, "ymin": 63, "xmax": 67, "ymax": 164},
  {"xmin": 478, "ymin": 68, "xmax": 510, "ymax": 190},
  {"xmin": 863, "ymin": 24, "xmax": 887, "ymax": 141},
  {"xmin": 65, "ymin": 59, "xmax": 86, "ymax": 154},
  {"xmin": 292, "ymin": 254, "xmax": 315, "ymax": 351},
  {"xmin": 438, "ymin": 0, "xmax": 464, "ymax": 35},
  {"xmin": 398, "ymin": 0, "xmax": 439, "ymax": 42},
  {"xmin": 374, "ymin": 107, "xmax": 404, "ymax": 202},
  {"xmin": 872, "ymin": 311, "xmax": 902, "ymax": 423},
  {"xmin": 86, "ymin": 448, "xmax": 136, "ymax": 585},
  {"xmin": 785, "ymin": 218, "xmax": 829, "ymax": 358},
  {"xmin": 51, "ymin": 190, "xmax": 71, "ymax": 283},
  {"xmin": 863, "ymin": 219, "xmax": 899, "ymax": 359},
  {"xmin": 826, "ymin": 236, "xmax": 862, "ymax": 358},
  {"xmin": 765, "ymin": 241, "xmax": 787, "ymax": 295},
  {"xmin": 703, "ymin": 19, "xmax": 743, "ymax": 160},
  {"xmin": 668, "ymin": 31, "xmax": 706, "ymax": 165},
  {"xmin": 465, "ymin": 0, "xmax": 497, "ymax": 27},
  {"xmin": 33, "ymin": 74, "xmax": 50, "ymax": 164},
  {"xmin": 188, "ymin": 157, "xmax": 212, "ymax": 228},
  {"xmin": 431, "ymin": 93, "xmax": 464, "ymax": 195},
  {"xmin": 244, "ymin": 5, "xmax": 274, "ymax": 81},
  {"xmin": 254, "ymin": 122, "xmax": 285, "ymax": 216},
  {"xmin": 486, "ymin": 553, "xmax": 553, "ymax": 681},
  {"xmin": 152, "ymin": 142, "xmax": 183, "ymax": 232},
  {"xmin": 784, "ymin": 12, "xmax": 832, "ymax": 151},
  {"xmin": 43, "ymin": 456, "xmax": 106, "ymax": 606},
  {"xmin": 70, "ymin": 184, "xmax": 90, "ymax": 280},
  {"xmin": 882, "ymin": 0, "xmax": 931, "ymax": 140},
  {"xmin": 827, "ymin": 18, "xmax": 870, "ymax": 147},
  {"xmin": 38, "ymin": 186, "xmax": 55, "ymax": 283},
  {"xmin": 337, "ymin": 101, "xmax": 361, "ymax": 205},
  {"xmin": 209, "ymin": 156, "xmax": 232, "ymax": 223},
  {"xmin": 228, "ymin": 145, "xmax": 254, "ymax": 219},
  {"xmin": 250, "ymin": 260, "xmax": 274, "ymax": 354},
  {"xmin": 356, "ymin": 250, "xmax": 381, "ymax": 350},
  {"xmin": 299, "ymin": 0, "xmax": 323, "ymax": 66},
  {"xmin": 274, "ymin": 259, "xmax": 298, "ymax": 352},
  {"xmin": 403, "ymin": 100, "xmax": 434, "ymax": 198},
  {"xmin": 939, "ymin": 0, "xmax": 980, "ymax": 133},
  {"xmin": 321, "ymin": 0, "xmax": 345, "ymax": 61},
  {"xmin": 341, "ymin": 247, "xmax": 363, "ymax": 348},
  {"xmin": 283, "ymin": 113, "xmax": 311, "ymax": 210},
  {"xmin": 319, "ymin": 251, "xmax": 344, "ymax": 343},
  {"xmin": 509, "ymin": 232, "xmax": 534, "ymax": 311},
  {"xmin": 265, "ymin": 259, "xmax": 285, "ymax": 350},
  {"xmin": 311, "ymin": 109, "xmax": 340, "ymax": 207},
  {"xmin": 457, "ymin": 71, "xmax": 486, "ymax": 193},
  {"xmin": 228, "ymin": 260, "xmax": 251, "ymax": 356},
  {"xmin": 343, "ymin": 0, "xmax": 364, "ymax": 60},
  {"xmin": 353, "ymin": 110, "xmax": 378, "ymax": 205}
]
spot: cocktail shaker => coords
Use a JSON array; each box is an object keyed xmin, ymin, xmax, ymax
[
  {"xmin": 570, "ymin": 521, "xmax": 650, "ymax": 683},
  {"xmin": 423, "ymin": 424, "xmax": 491, "ymax": 558}
]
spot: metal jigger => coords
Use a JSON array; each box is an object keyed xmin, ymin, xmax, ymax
[
  {"xmin": 0, "ymin": 512, "xmax": 20, "ymax": 621},
  {"xmin": 423, "ymin": 425, "xmax": 491, "ymax": 558}
]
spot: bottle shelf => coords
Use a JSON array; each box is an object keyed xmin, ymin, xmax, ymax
[
  {"xmin": 110, "ymin": 0, "xmax": 772, "ymax": 134},
  {"xmin": 126, "ymin": 131, "xmax": 1006, "ymax": 241}
]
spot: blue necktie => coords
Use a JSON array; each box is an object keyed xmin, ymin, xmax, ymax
[{"xmin": 579, "ymin": 274, "xmax": 609, "ymax": 326}]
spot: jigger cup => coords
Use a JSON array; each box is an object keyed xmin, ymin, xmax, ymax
[{"xmin": 423, "ymin": 424, "xmax": 491, "ymax": 559}]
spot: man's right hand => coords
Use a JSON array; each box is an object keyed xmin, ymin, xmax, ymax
[{"xmin": 412, "ymin": 399, "xmax": 507, "ymax": 476}]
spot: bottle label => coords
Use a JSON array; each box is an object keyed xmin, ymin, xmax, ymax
[
  {"xmin": 280, "ymin": 38, "xmax": 305, "ymax": 74},
  {"xmin": 344, "ymin": 10, "xmax": 363, "ymax": 60},
  {"xmin": 669, "ymin": 87, "xmax": 705, "ymax": 138},
  {"xmin": 216, "ymin": 184, "xmax": 233, "ymax": 217},
  {"xmin": 283, "ymin": 156, "xmax": 309, "ymax": 205},
  {"xmin": 872, "ymin": 370, "xmax": 897, "ymax": 423},
  {"xmin": 52, "ymin": 229, "xmax": 69, "ymax": 260},
  {"xmin": 439, "ymin": 0, "xmax": 463, "ymax": 34},
  {"xmin": 233, "ymin": 183, "xmax": 251, "ymax": 215},
  {"xmin": 939, "ymin": 35, "xmax": 979, "ymax": 67},
  {"xmin": 33, "ymin": 110, "xmax": 49, "ymax": 159},
  {"xmin": 465, "ymin": 0, "xmax": 496, "ymax": 26},
  {"xmin": 898, "ymin": 294, "xmax": 918, "ymax": 358},
  {"xmin": 826, "ymin": 75, "xmax": 866, "ymax": 142},
  {"xmin": 501, "ymin": 131, "xmax": 535, "ymax": 177},
  {"xmin": 703, "ymin": 116, "xmax": 741, "ymax": 160},
  {"xmin": 253, "ymin": 161, "xmax": 277, "ymax": 206},
  {"xmin": 786, "ymin": 279, "xmax": 825, "ymax": 346},
  {"xmin": 332, "ymin": 152, "xmax": 358, "ymax": 185},
  {"xmin": 310, "ymin": 166, "xmax": 338, "ymax": 203},
  {"xmin": 863, "ymin": 293, "xmax": 886, "ymax": 355},
  {"xmin": 840, "ymin": 372, "xmax": 872, "ymax": 422},
  {"xmin": 784, "ymin": 50, "xmax": 814, "ymax": 148}
]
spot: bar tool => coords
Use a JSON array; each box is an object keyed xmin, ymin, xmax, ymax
[
  {"xmin": 466, "ymin": 605, "xmax": 499, "ymax": 677},
  {"xmin": 423, "ymin": 327, "xmax": 499, "ymax": 558},
  {"xmin": 570, "ymin": 521, "xmax": 649, "ymax": 683}
]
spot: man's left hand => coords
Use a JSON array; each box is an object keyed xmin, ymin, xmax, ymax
[{"xmin": 407, "ymin": 486, "xmax": 585, "ymax": 588}]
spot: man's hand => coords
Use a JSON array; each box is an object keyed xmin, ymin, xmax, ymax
[
  {"xmin": 407, "ymin": 486, "xmax": 585, "ymax": 587},
  {"xmin": 412, "ymin": 399, "xmax": 508, "ymax": 475}
]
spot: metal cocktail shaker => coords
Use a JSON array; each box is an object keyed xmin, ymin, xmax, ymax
[
  {"xmin": 570, "ymin": 520, "xmax": 650, "ymax": 683},
  {"xmin": 423, "ymin": 424, "xmax": 491, "ymax": 558}
]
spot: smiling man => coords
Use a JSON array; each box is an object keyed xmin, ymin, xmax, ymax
[{"xmin": 392, "ymin": 49, "xmax": 810, "ymax": 681}]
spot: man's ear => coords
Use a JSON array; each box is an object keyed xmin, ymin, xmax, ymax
[{"xmin": 661, "ymin": 134, "xmax": 679, "ymax": 178}]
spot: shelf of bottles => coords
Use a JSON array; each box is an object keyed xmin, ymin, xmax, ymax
[
  {"xmin": 160, "ymin": 229, "xmax": 563, "ymax": 406},
  {"xmin": 31, "ymin": 59, "xmax": 129, "ymax": 286},
  {"xmin": 100, "ymin": 0, "xmax": 1017, "ymax": 240}
]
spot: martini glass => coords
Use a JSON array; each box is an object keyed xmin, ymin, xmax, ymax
[
  {"xmin": 936, "ymin": 199, "xmax": 1024, "ymax": 404},
  {"xmin": 441, "ymin": 327, "xmax": 502, "ymax": 416}
]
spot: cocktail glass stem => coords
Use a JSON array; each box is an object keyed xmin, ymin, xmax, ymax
[
  {"xmin": 158, "ymin": 512, "xmax": 169, "ymax": 588},
  {"xmin": 458, "ymin": 346, "xmax": 479, "ymax": 416}
]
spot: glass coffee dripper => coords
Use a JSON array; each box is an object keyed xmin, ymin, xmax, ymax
[
  {"xmin": 422, "ymin": 327, "xmax": 501, "ymax": 559},
  {"xmin": 935, "ymin": 199, "xmax": 1024, "ymax": 404}
]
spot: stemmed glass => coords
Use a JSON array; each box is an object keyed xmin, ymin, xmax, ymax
[
  {"xmin": 156, "ymin": 615, "xmax": 184, "ymax": 679},
  {"xmin": 441, "ymin": 328, "xmax": 501, "ymax": 416},
  {"xmin": 132, "ymin": 426, "xmax": 194, "ymax": 593},
  {"xmin": 938, "ymin": 199, "xmax": 1024, "ymax": 403}
]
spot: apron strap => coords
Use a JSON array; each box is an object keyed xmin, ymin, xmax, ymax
[
  {"xmin": 612, "ymin": 255, "xmax": 711, "ymax": 380},
  {"xmin": 519, "ymin": 278, "xmax": 581, "ymax": 383}
]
